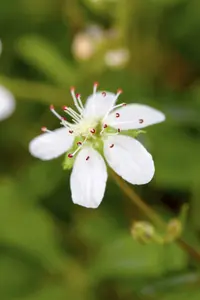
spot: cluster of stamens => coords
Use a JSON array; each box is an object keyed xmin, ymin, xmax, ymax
[{"xmin": 41, "ymin": 82, "xmax": 144, "ymax": 161}]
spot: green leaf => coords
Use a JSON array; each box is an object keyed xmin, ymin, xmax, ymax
[
  {"xmin": 0, "ymin": 244, "xmax": 46, "ymax": 299},
  {"xmin": 17, "ymin": 35, "xmax": 76, "ymax": 87},
  {"xmin": 0, "ymin": 183, "xmax": 67, "ymax": 272},
  {"xmin": 89, "ymin": 233, "xmax": 187, "ymax": 281},
  {"xmin": 0, "ymin": 76, "xmax": 68, "ymax": 105}
]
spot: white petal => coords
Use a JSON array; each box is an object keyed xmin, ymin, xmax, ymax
[
  {"xmin": 84, "ymin": 91, "xmax": 117, "ymax": 118},
  {"xmin": 29, "ymin": 127, "xmax": 74, "ymax": 161},
  {"xmin": 70, "ymin": 147, "xmax": 107, "ymax": 208},
  {"xmin": 104, "ymin": 135, "xmax": 155, "ymax": 185},
  {"xmin": 106, "ymin": 104, "xmax": 165, "ymax": 130},
  {"xmin": 0, "ymin": 86, "xmax": 15, "ymax": 121}
]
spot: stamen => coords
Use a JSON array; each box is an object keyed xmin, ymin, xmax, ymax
[
  {"xmin": 60, "ymin": 117, "xmax": 71, "ymax": 128},
  {"xmin": 77, "ymin": 141, "xmax": 82, "ymax": 145},
  {"xmin": 50, "ymin": 105, "xmax": 63, "ymax": 120},
  {"xmin": 68, "ymin": 153, "xmax": 73, "ymax": 158},
  {"xmin": 69, "ymin": 130, "xmax": 73, "ymax": 134},
  {"xmin": 63, "ymin": 105, "xmax": 81, "ymax": 122},
  {"xmin": 86, "ymin": 156, "xmax": 90, "ymax": 161},
  {"xmin": 102, "ymin": 91, "xmax": 106, "ymax": 97},
  {"xmin": 139, "ymin": 119, "xmax": 144, "ymax": 124},
  {"xmin": 70, "ymin": 87, "xmax": 83, "ymax": 114},
  {"xmin": 76, "ymin": 93, "xmax": 84, "ymax": 111},
  {"xmin": 104, "ymin": 124, "xmax": 108, "ymax": 128},
  {"xmin": 93, "ymin": 82, "xmax": 98, "ymax": 94},
  {"xmin": 110, "ymin": 144, "xmax": 114, "ymax": 148},
  {"xmin": 41, "ymin": 126, "xmax": 52, "ymax": 133},
  {"xmin": 117, "ymin": 88, "xmax": 123, "ymax": 95},
  {"xmin": 70, "ymin": 135, "xmax": 89, "ymax": 157},
  {"xmin": 116, "ymin": 112, "xmax": 120, "ymax": 118},
  {"xmin": 118, "ymin": 128, "xmax": 121, "ymax": 132}
]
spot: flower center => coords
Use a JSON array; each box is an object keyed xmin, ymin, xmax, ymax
[{"xmin": 42, "ymin": 82, "xmax": 125, "ymax": 159}]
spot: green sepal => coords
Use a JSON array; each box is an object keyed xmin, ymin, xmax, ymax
[
  {"xmin": 121, "ymin": 129, "xmax": 146, "ymax": 138},
  {"xmin": 62, "ymin": 136, "xmax": 84, "ymax": 170}
]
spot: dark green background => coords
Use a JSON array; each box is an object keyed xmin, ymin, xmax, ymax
[{"xmin": 0, "ymin": 0, "xmax": 200, "ymax": 299}]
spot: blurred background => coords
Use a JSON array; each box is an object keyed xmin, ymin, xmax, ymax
[{"xmin": 1, "ymin": 0, "xmax": 200, "ymax": 299}]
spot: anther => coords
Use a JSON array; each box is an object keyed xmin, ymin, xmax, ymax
[
  {"xmin": 50, "ymin": 104, "xmax": 54, "ymax": 110},
  {"xmin": 102, "ymin": 92, "xmax": 106, "ymax": 97},
  {"xmin": 61, "ymin": 117, "xmax": 67, "ymax": 120},
  {"xmin": 77, "ymin": 141, "xmax": 82, "ymax": 145},
  {"xmin": 104, "ymin": 124, "xmax": 108, "ymax": 128},
  {"xmin": 94, "ymin": 81, "xmax": 99, "ymax": 87},
  {"xmin": 62, "ymin": 106, "xmax": 68, "ymax": 111},
  {"xmin": 90, "ymin": 128, "xmax": 96, "ymax": 134},
  {"xmin": 86, "ymin": 156, "xmax": 90, "ymax": 161},
  {"xmin": 70, "ymin": 86, "xmax": 75, "ymax": 92},
  {"xmin": 123, "ymin": 103, "xmax": 126, "ymax": 106},
  {"xmin": 68, "ymin": 154, "xmax": 73, "ymax": 158},
  {"xmin": 41, "ymin": 126, "xmax": 47, "ymax": 132},
  {"xmin": 118, "ymin": 128, "xmax": 121, "ymax": 132},
  {"xmin": 116, "ymin": 112, "xmax": 120, "ymax": 118},
  {"xmin": 69, "ymin": 130, "xmax": 73, "ymax": 134},
  {"xmin": 117, "ymin": 88, "xmax": 123, "ymax": 94},
  {"xmin": 76, "ymin": 93, "xmax": 80, "ymax": 98},
  {"xmin": 110, "ymin": 144, "xmax": 114, "ymax": 148},
  {"xmin": 139, "ymin": 119, "xmax": 144, "ymax": 124}
]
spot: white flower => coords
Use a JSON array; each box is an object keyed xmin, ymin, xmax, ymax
[
  {"xmin": 29, "ymin": 83, "xmax": 165, "ymax": 208},
  {"xmin": 0, "ymin": 85, "xmax": 16, "ymax": 121},
  {"xmin": 0, "ymin": 40, "xmax": 16, "ymax": 121},
  {"xmin": 104, "ymin": 48, "xmax": 130, "ymax": 68},
  {"xmin": 72, "ymin": 26, "xmax": 104, "ymax": 61}
]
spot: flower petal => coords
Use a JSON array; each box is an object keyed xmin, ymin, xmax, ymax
[
  {"xmin": 0, "ymin": 86, "xmax": 15, "ymax": 121},
  {"xmin": 104, "ymin": 135, "xmax": 155, "ymax": 185},
  {"xmin": 70, "ymin": 147, "xmax": 107, "ymax": 208},
  {"xmin": 106, "ymin": 104, "xmax": 165, "ymax": 130},
  {"xmin": 84, "ymin": 91, "xmax": 117, "ymax": 118},
  {"xmin": 29, "ymin": 128, "xmax": 74, "ymax": 160}
]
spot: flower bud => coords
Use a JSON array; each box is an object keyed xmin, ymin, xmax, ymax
[
  {"xmin": 131, "ymin": 221, "xmax": 155, "ymax": 244},
  {"xmin": 164, "ymin": 219, "xmax": 182, "ymax": 243}
]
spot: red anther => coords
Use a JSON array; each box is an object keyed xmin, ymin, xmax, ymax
[
  {"xmin": 94, "ymin": 81, "xmax": 99, "ymax": 86},
  {"xmin": 118, "ymin": 128, "xmax": 121, "ymax": 132},
  {"xmin": 123, "ymin": 103, "xmax": 127, "ymax": 106},
  {"xmin": 77, "ymin": 141, "xmax": 82, "ymax": 146},
  {"xmin": 110, "ymin": 144, "xmax": 114, "ymax": 148},
  {"xmin": 103, "ymin": 124, "xmax": 108, "ymax": 128},
  {"xmin": 61, "ymin": 117, "xmax": 67, "ymax": 121},
  {"xmin": 116, "ymin": 112, "xmax": 120, "ymax": 118},
  {"xmin": 70, "ymin": 86, "xmax": 75, "ymax": 91},
  {"xmin": 86, "ymin": 156, "xmax": 90, "ymax": 161},
  {"xmin": 102, "ymin": 91, "xmax": 106, "ymax": 97},
  {"xmin": 117, "ymin": 88, "xmax": 123, "ymax": 94},
  {"xmin": 50, "ymin": 104, "xmax": 54, "ymax": 110},
  {"xmin": 139, "ymin": 119, "xmax": 144, "ymax": 124},
  {"xmin": 62, "ymin": 105, "xmax": 68, "ymax": 110},
  {"xmin": 41, "ymin": 126, "xmax": 47, "ymax": 132},
  {"xmin": 69, "ymin": 130, "xmax": 73, "ymax": 134},
  {"xmin": 76, "ymin": 93, "xmax": 80, "ymax": 98},
  {"xmin": 68, "ymin": 154, "xmax": 73, "ymax": 158},
  {"xmin": 90, "ymin": 128, "xmax": 96, "ymax": 134}
]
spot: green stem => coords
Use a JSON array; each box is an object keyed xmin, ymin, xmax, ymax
[
  {"xmin": 111, "ymin": 170, "xmax": 200, "ymax": 262},
  {"xmin": 0, "ymin": 76, "xmax": 69, "ymax": 105}
]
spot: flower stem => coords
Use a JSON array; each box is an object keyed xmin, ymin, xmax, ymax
[{"xmin": 111, "ymin": 170, "xmax": 200, "ymax": 262}]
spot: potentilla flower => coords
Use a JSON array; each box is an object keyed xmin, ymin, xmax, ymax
[
  {"xmin": 0, "ymin": 85, "xmax": 16, "ymax": 121},
  {"xmin": 29, "ymin": 83, "xmax": 165, "ymax": 208},
  {"xmin": 0, "ymin": 40, "xmax": 16, "ymax": 121}
]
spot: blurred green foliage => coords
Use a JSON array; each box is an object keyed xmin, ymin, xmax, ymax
[{"xmin": 1, "ymin": 0, "xmax": 200, "ymax": 299}]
